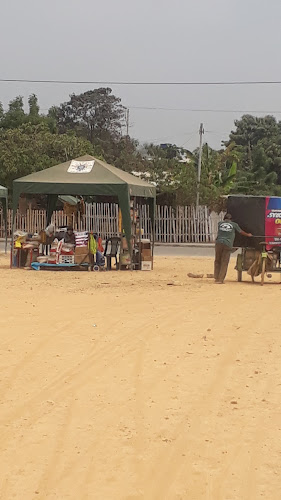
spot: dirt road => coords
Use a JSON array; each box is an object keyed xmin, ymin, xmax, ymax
[{"xmin": 0, "ymin": 254, "xmax": 280, "ymax": 499}]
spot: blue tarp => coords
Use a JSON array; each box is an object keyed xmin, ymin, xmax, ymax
[{"xmin": 31, "ymin": 262, "xmax": 88, "ymax": 271}]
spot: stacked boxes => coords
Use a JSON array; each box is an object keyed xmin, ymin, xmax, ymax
[
  {"xmin": 74, "ymin": 231, "xmax": 89, "ymax": 265},
  {"xmin": 74, "ymin": 246, "xmax": 89, "ymax": 264},
  {"xmin": 141, "ymin": 240, "xmax": 152, "ymax": 271}
]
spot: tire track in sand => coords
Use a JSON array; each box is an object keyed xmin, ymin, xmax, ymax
[
  {"xmin": 141, "ymin": 313, "xmax": 263, "ymax": 500},
  {"xmin": 0, "ymin": 320, "xmax": 73, "ymax": 400},
  {"xmin": 32, "ymin": 304, "xmax": 185, "ymax": 499},
  {"xmin": 0, "ymin": 306, "xmax": 171, "ymax": 499}
]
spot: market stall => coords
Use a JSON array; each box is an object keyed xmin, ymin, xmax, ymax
[
  {"xmin": 12, "ymin": 155, "xmax": 156, "ymax": 270},
  {"xmin": 0, "ymin": 184, "xmax": 8, "ymax": 253}
]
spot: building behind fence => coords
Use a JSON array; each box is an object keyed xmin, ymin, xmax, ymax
[{"xmin": 0, "ymin": 203, "xmax": 223, "ymax": 243}]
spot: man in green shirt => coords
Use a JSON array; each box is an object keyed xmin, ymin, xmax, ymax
[{"xmin": 215, "ymin": 213, "xmax": 252, "ymax": 284}]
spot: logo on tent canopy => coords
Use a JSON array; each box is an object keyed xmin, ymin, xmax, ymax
[{"xmin": 67, "ymin": 160, "xmax": 95, "ymax": 173}]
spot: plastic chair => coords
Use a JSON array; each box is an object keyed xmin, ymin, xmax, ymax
[{"xmin": 104, "ymin": 237, "xmax": 121, "ymax": 270}]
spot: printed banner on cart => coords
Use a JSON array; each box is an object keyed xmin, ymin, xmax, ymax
[{"xmin": 265, "ymin": 196, "xmax": 281, "ymax": 249}]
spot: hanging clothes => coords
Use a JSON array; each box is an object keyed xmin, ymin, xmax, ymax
[
  {"xmin": 89, "ymin": 233, "xmax": 97, "ymax": 255},
  {"xmin": 97, "ymin": 237, "xmax": 104, "ymax": 253}
]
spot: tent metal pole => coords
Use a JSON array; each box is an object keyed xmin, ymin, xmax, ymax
[
  {"xmin": 10, "ymin": 210, "xmax": 15, "ymax": 268},
  {"xmin": 5, "ymin": 194, "xmax": 8, "ymax": 253}
]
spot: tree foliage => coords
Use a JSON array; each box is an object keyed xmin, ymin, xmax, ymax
[
  {"xmin": 2, "ymin": 90, "xmax": 281, "ymax": 207},
  {"xmin": 0, "ymin": 123, "xmax": 94, "ymax": 190},
  {"xmin": 0, "ymin": 94, "xmax": 56, "ymax": 132},
  {"xmin": 224, "ymin": 115, "xmax": 281, "ymax": 195},
  {"xmin": 49, "ymin": 88, "xmax": 126, "ymax": 163},
  {"xmin": 137, "ymin": 144, "xmax": 197, "ymax": 206}
]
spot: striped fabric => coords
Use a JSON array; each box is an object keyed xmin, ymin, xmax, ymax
[{"xmin": 75, "ymin": 231, "xmax": 89, "ymax": 247}]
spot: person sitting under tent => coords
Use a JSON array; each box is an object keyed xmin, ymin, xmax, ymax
[
  {"xmin": 94, "ymin": 233, "xmax": 105, "ymax": 266},
  {"xmin": 63, "ymin": 226, "xmax": 76, "ymax": 245}
]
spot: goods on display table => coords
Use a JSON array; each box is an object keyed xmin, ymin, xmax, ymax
[
  {"xmin": 12, "ymin": 222, "xmax": 153, "ymax": 272},
  {"xmin": 12, "ymin": 227, "xmax": 106, "ymax": 271}
]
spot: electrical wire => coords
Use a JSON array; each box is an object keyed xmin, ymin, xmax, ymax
[
  {"xmin": 2, "ymin": 78, "xmax": 281, "ymax": 86},
  {"xmin": 34, "ymin": 105, "xmax": 281, "ymax": 115},
  {"xmin": 181, "ymin": 133, "xmax": 198, "ymax": 148},
  {"xmin": 129, "ymin": 106, "xmax": 281, "ymax": 114}
]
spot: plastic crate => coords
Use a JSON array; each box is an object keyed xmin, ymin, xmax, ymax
[{"xmin": 59, "ymin": 255, "xmax": 75, "ymax": 264}]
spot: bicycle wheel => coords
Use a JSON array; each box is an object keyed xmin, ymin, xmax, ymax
[{"xmin": 261, "ymin": 257, "xmax": 266, "ymax": 286}]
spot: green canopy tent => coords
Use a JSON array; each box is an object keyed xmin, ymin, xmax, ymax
[
  {"xmin": 0, "ymin": 184, "xmax": 8, "ymax": 253},
  {"xmin": 12, "ymin": 155, "xmax": 156, "ymax": 264}
]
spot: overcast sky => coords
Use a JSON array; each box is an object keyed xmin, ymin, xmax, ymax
[{"xmin": 1, "ymin": 0, "xmax": 281, "ymax": 150}]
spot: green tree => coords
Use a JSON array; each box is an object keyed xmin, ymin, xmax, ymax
[
  {"xmin": 138, "ymin": 143, "xmax": 197, "ymax": 205},
  {"xmin": 28, "ymin": 94, "xmax": 40, "ymax": 118},
  {"xmin": 0, "ymin": 96, "xmax": 26, "ymax": 129},
  {"xmin": 0, "ymin": 102, "xmax": 4, "ymax": 122},
  {"xmin": 0, "ymin": 94, "xmax": 56, "ymax": 132},
  {"xmin": 0, "ymin": 123, "xmax": 95, "ymax": 191},
  {"xmin": 225, "ymin": 114, "xmax": 281, "ymax": 195},
  {"xmin": 234, "ymin": 144, "xmax": 280, "ymax": 195},
  {"xmin": 49, "ymin": 88, "xmax": 126, "ymax": 161},
  {"xmin": 112, "ymin": 137, "xmax": 147, "ymax": 173}
]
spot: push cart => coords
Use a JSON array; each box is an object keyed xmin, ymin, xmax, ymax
[
  {"xmin": 227, "ymin": 195, "xmax": 281, "ymax": 286},
  {"xmin": 236, "ymin": 241, "xmax": 281, "ymax": 285}
]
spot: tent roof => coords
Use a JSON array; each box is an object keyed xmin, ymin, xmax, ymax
[
  {"xmin": 13, "ymin": 155, "xmax": 156, "ymax": 199},
  {"xmin": 0, "ymin": 184, "xmax": 8, "ymax": 199}
]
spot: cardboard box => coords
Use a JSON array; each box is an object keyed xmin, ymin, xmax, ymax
[
  {"xmin": 75, "ymin": 246, "xmax": 88, "ymax": 255},
  {"xmin": 141, "ymin": 249, "xmax": 151, "ymax": 258},
  {"xmin": 141, "ymin": 255, "xmax": 152, "ymax": 261},
  {"xmin": 75, "ymin": 246, "xmax": 89, "ymax": 264},
  {"xmin": 75, "ymin": 253, "xmax": 89, "ymax": 265},
  {"xmin": 141, "ymin": 261, "xmax": 152, "ymax": 271},
  {"xmin": 141, "ymin": 241, "xmax": 151, "ymax": 251}
]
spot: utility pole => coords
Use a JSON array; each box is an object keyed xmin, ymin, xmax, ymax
[
  {"xmin": 126, "ymin": 108, "xmax": 130, "ymax": 136},
  {"xmin": 196, "ymin": 123, "xmax": 204, "ymax": 210}
]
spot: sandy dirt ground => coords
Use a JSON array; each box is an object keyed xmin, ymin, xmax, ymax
[{"xmin": 0, "ymin": 253, "xmax": 281, "ymax": 500}]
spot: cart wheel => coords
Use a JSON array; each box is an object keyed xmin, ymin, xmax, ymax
[
  {"xmin": 236, "ymin": 254, "xmax": 243, "ymax": 282},
  {"xmin": 261, "ymin": 258, "xmax": 266, "ymax": 286}
]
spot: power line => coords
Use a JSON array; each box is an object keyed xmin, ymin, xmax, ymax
[
  {"xmin": 181, "ymin": 133, "xmax": 198, "ymax": 148},
  {"xmin": 37, "ymin": 105, "xmax": 281, "ymax": 116},
  {"xmin": 40, "ymin": 104, "xmax": 281, "ymax": 114},
  {"xmin": 28, "ymin": 105, "xmax": 281, "ymax": 115},
  {"xmin": 129, "ymin": 105, "xmax": 281, "ymax": 114},
  {"xmin": 2, "ymin": 78, "xmax": 281, "ymax": 86}
]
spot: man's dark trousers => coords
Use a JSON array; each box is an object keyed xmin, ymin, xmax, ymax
[{"xmin": 214, "ymin": 243, "xmax": 231, "ymax": 282}]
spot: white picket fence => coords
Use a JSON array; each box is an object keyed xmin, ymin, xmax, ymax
[
  {"xmin": 0, "ymin": 203, "xmax": 223, "ymax": 243},
  {"xmin": 154, "ymin": 205, "xmax": 223, "ymax": 243}
]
